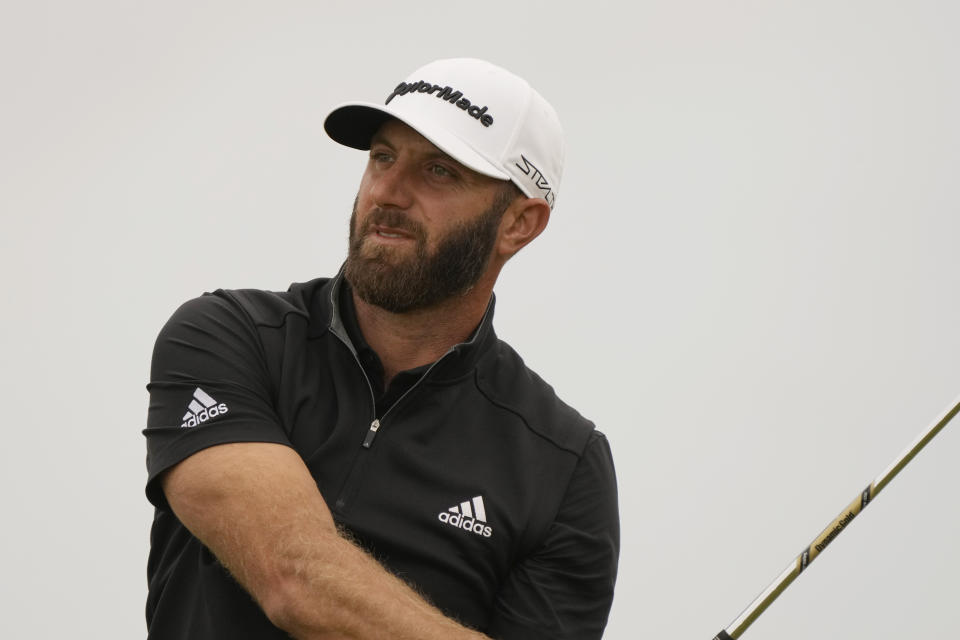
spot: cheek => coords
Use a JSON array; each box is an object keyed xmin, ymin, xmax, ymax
[{"xmin": 355, "ymin": 172, "xmax": 374, "ymax": 206}]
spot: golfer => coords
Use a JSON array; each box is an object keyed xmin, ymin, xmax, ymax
[{"xmin": 143, "ymin": 57, "xmax": 619, "ymax": 639}]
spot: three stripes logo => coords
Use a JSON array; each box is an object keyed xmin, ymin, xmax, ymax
[
  {"xmin": 180, "ymin": 387, "xmax": 229, "ymax": 428},
  {"xmin": 437, "ymin": 496, "xmax": 493, "ymax": 538}
]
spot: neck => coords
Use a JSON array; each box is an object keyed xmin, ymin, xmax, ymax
[{"xmin": 351, "ymin": 277, "xmax": 494, "ymax": 386}]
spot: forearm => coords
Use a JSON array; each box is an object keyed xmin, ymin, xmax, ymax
[
  {"xmin": 164, "ymin": 442, "xmax": 489, "ymax": 640},
  {"xmin": 271, "ymin": 526, "xmax": 488, "ymax": 640}
]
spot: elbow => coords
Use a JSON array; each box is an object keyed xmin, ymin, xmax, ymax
[
  {"xmin": 257, "ymin": 568, "xmax": 338, "ymax": 637},
  {"xmin": 258, "ymin": 571, "xmax": 309, "ymax": 633},
  {"xmin": 259, "ymin": 587, "xmax": 288, "ymax": 631}
]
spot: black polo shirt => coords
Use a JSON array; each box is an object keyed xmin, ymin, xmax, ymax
[{"xmin": 143, "ymin": 273, "xmax": 619, "ymax": 639}]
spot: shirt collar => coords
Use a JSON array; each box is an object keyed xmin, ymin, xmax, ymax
[{"xmin": 323, "ymin": 266, "xmax": 498, "ymax": 382}]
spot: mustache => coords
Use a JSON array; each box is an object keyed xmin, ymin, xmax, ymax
[{"xmin": 359, "ymin": 208, "xmax": 425, "ymax": 238}]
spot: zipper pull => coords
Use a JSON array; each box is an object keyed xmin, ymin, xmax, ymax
[{"xmin": 362, "ymin": 419, "xmax": 381, "ymax": 448}]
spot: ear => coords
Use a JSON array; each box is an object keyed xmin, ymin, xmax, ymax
[{"xmin": 497, "ymin": 197, "xmax": 551, "ymax": 259}]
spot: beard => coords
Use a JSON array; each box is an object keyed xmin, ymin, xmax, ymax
[{"xmin": 344, "ymin": 192, "xmax": 510, "ymax": 313}]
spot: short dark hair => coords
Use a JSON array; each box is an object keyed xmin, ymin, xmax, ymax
[{"xmin": 494, "ymin": 180, "xmax": 524, "ymax": 213}]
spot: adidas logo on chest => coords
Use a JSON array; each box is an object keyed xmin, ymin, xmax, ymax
[
  {"xmin": 181, "ymin": 387, "xmax": 229, "ymax": 428},
  {"xmin": 437, "ymin": 496, "xmax": 492, "ymax": 538}
]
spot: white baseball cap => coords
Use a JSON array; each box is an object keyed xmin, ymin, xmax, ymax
[{"xmin": 324, "ymin": 58, "xmax": 565, "ymax": 209}]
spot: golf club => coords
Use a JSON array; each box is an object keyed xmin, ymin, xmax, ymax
[{"xmin": 712, "ymin": 393, "xmax": 960, "ymax": 640}]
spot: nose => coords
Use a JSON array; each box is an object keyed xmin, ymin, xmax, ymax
[{"xmin": 367, "ymin": 159, "xmax": 414, "ymax": 211}]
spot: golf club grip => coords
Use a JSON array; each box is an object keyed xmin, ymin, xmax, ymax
[{"xmin": 712, "ymin": 632, "xmax": 734, "ymax": 640}]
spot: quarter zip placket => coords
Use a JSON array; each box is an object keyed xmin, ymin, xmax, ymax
[
  {"xmin": 358, "ymin": 347, "xmax": 455, "ymax": 448},
  {"xmin": 324, "ymin": 274, "xmax": 489, "ymax": 513},
  {"xmin": 330, "ymin": 329, "xmax": 456, "ymax": 513}
]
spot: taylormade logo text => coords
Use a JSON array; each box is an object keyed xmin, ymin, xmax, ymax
[{"xmin": 385, "ymin": 81, "xmax": 494, "ymax": 127}]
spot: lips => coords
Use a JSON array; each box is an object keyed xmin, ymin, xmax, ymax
[
  {"xmin": 354, "ymin": 207, "xmax": 426, "ymax": 252},
  {"xmin": 371, "ymin": 224, "xmax": 414, "ymax": 240}
]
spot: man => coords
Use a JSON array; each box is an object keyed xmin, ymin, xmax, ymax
[{"xmin": 143, "ymin": 58, "xmax": 619, "ymax": 639}]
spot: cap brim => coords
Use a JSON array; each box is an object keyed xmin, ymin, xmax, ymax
[{"xmin": 324, "ymin": 102, "xmax": 509, "ymax": 181}]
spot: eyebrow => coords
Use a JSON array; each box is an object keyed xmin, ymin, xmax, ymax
[
  {"xmin": 369, "ymin": 131, "xmax": 460, "ymax": 168},
  {"xmin": 369, "ymin": 130, "xmax": 395, "ymax": 149}
]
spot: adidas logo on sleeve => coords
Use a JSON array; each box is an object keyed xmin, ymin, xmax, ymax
[
  {"xmin": 180, "ymin": 387, "xmax": 229, "ymax": 428},
  {"xmin": 437, "ymin": 496, "xmax": 492, "ymax": 538}
]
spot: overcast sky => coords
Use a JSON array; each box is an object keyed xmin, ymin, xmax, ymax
[{"xmin": 2, "ymin": 2, "xmax": 959, "ymax": 638}]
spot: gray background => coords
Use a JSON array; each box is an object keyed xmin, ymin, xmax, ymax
[{"xmin": 2, "ymin": 1, "xmax": 958, "ymax": 638}]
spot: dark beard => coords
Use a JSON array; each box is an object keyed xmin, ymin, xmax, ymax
[{"xmin": 344, "ymin": 193, "xmax": 509, "ymax": 313}]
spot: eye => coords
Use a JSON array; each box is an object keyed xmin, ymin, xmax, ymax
[
  {"xmin": 369, "ymin": 148, "xmax": 394, "ymax": 165},
  {"xmin": 429, "ymin": 163, "xmax": 456, "ymax": 179}
]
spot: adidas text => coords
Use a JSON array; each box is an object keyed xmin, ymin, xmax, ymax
[
  {"xmin": 385, "ymin": 80, "xmax": 494, "ymax": 127},
  {"xmin": 438, "ymin": 496, "xmax": 493, "ymax": 538},
  {"xmin": 181, "ymin": 387, "xmax": 229, "ymax": 428},
  {"xmin": 181, "ymin": 403, "xmax": 229, "ymax": 428},
  {"xmin": 438, "ymin": 512, "xmax": 493, "ymax": 538}
]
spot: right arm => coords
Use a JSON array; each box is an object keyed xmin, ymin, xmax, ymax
[
  {"xmin": 148, "ymin": 293, "xmax": 488, "ymax": 639},
  {"xmin": 163, "ymin": 440, "xmax": 490, "ymax": 640}
]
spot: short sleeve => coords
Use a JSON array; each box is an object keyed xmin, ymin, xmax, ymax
[
  {"xmin": 486, "ymin": 431, "xmax": 620, "ymax": 640},
  {"xmin": 143, "ymin": 292, "xmax": 291, "ymax": 508}
]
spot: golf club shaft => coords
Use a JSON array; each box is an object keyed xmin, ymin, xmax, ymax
[{"xmin": 712, "ymin": 393, "xmax": 960, "ymax": 640}]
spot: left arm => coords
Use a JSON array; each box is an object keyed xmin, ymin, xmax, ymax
[{"xmin": 486, "ymin": 432, "xmax": 620, "ymax": 640}]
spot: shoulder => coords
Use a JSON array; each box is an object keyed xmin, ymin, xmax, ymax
[
  {"xmin": 151, "ymin": 278, "xmax": 335, "ymax": 379},
  {"xmin": 162, "ymin": 277, "xmax": 332, "ymax": 334},
  {"xmin": 475, "ymin": 339, "xmax": 597, "ymax": 457}
]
